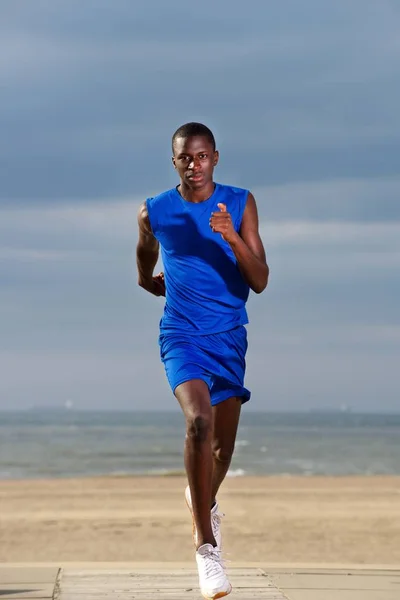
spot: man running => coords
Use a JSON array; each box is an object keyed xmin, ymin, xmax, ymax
[{"xmin": 136, "ymin": 122, "xmax": 269, "ymax": 599}]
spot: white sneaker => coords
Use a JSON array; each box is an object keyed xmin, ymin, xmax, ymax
[
  {"xmin": 185, "ymin": 485, "xmax": 223, "ymax": 549},
  {"xmin": 196, "ymin": 543, "xmax": 232, "ymax": 600}
]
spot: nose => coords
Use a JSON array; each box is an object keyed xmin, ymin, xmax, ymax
[{"xmin": 188, "ymin": 157, "xmax": 200, "ymax": 171}]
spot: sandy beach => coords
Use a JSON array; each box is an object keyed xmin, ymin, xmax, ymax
[{"xmin": 0, "ymin": 475, "xmax": 399, "ymax": 564}]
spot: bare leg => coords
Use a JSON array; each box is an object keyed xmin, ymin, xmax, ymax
[
  {"xmin": 175, "ymin": 379, "xmax": 216, "ymax": 548},
  {"xmin": 211, "ymin": 397, "xmax": 242, "ymax": 503}
]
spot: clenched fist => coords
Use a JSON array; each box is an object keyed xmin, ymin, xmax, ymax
[{"xmin": 209, "ymin": 203, "xmax": 238, "ymax": 244}]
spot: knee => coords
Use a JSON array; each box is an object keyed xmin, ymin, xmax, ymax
[
  {"xmin": 212, "ymin": 442, "xmax": 234, "ymax": 464},
  {"xmin": 186, "ymin": 414, "xmax": 212, "ymax": 444}
]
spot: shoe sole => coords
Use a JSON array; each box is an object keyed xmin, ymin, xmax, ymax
[{"xmin": 201, "ymin": 584, "xmax": 232, "ymax": 600}]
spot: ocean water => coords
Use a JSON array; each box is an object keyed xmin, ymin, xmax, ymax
[{"xmin": 0, "ymin": 410, "xmax": 399, "ymax": 480}]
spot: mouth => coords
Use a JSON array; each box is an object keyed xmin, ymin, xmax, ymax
[{"xmin": 187, "ymin": 173, "xmax": 203, "ymax": 182}]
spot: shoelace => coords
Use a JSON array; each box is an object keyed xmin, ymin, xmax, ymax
[{"xmin": 201, "ymin": 546, "xmax": 225, "ymax": 578}]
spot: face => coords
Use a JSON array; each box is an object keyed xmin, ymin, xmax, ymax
[{"xmin": 172, "ymin": 135, "xmax": 219, "ymax": 189}]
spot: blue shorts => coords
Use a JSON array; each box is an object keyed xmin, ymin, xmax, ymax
[{"xmin": 159, "ymin": 326, "xmax": 251, "ymax": 406}]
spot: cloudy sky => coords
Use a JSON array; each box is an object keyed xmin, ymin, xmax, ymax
[{"xmin": 1, "ymin": 0, "xmax": 399, "ymax": 412}]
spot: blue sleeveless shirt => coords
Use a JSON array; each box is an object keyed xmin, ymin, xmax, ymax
[{"xmin": 146, "ymin": 183, "xmax": 250, "ymax": 335}]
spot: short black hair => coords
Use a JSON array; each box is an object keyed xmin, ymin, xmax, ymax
[{"xmin": 172, "ymin": 122, "xmax": 216, "ymax": 153}]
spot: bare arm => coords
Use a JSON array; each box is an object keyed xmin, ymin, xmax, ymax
[
  {"xmin": 136, "ymin": 202, "xmax": 165, "ymax": 296},
  {"xmin": 210, "ymin": 193, "xmax": 269, "ymax": 294}
]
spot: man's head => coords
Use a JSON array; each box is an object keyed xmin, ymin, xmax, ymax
[{"xmin": 172, "ymin": 122, "xmax": 219, "ymax": 190}]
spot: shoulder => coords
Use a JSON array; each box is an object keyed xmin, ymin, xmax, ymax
[
  {"xmin": 137, "ymin": 201, "xmax": 152, "ymax": 234},
  {"xmin": 146, "ymin": 187, "xmax": 177, "ymax": 210},
  {"xmin": 217, "ymin": 183, "xmax": 250, "ymax": 213},
  {"xmin": 144, "ymin": 187, "xmax": 177, "ymax": 235},
  {"xmin": 218, "ymin": 185, "xmax": 260, "ymax": 211},
  {"xmin": 217, "ymin": 183, "xmax": 250, "ymax": 211}
]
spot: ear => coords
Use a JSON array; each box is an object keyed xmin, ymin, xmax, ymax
[
  {"xmin": 171, "ymin": 156, "xmax": 177, "ymax": 169},
  {"xmin": 213, "ymin": 150, "xmax": 219, "ymax": 167}
]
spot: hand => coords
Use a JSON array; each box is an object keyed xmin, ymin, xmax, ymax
[
  {"xmin": 139, "ymin": 272, "xmax": 166, "ymax": 296},
  {"xmin": 152, "ymin": 272, "xmax": 166, "ymax": 296},
  {"xmin": 209, "ymin": 203, "xmax": 238, "ymax": 244}
]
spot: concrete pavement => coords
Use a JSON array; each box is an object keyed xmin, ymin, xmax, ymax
[{"xmin": 1, "ymin": 563, "xmax": 399, "ymax": 599}]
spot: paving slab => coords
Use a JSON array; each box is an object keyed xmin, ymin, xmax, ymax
[
  {"xmin": 282, "ymin": 592, "xmax": 399, "ymax": 600},
  {"xmin": 0, "ymin": 568, "xmax": 59, "ymax": 585},
  {"xmin": 266, "ymin": 568, "xmax": 400, "ymax": 600},
  {"xmin": 0, "ymin": 566, "xmax": 59, "ymax": 600},
  {"xmin": 269, "ymin": 572, "xmax": 400, "ymax": 590},
  {"xmin": 2, "ymin": 563, "xmax": 400, "ymax": 600},
  {"xmin": 0, "ymin": 583, "xmax": 55, "ymax": 599},
  {"xmin": 58, "ymin": 567, "xmax": 286, "ymax": 599}
]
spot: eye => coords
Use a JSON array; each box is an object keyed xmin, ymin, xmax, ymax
[{"xmin": 199, "ymin": 153, "xmax": 208, "ymax": 159}]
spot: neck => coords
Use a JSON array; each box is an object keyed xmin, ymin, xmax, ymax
[{"xmin": 178, "ymin": 180, "xmax": 215, "ymax": 203}]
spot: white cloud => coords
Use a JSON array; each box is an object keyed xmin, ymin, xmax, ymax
[
  {"xmin": 0, "ymin": 247, "xmax": 89, "ymax": 262},
  {"xmin": 253, "ymin": 176, "xmax": 400, "ymax": 220},
  {"xmin": 0, "ymin": 32, "xmax": 268, "ymax": 85},
  {"xmin": 1, "ymin": 182, "xmax": 399, "ymax": 272},
  {"xmin": 260, "ymin": 220, "xmax": 400, "ymax": 249},
  {"xmin": 245, "ymin": 349, "xmax": 399, "ymax": 412},
  {"xmin": 0, "ymin": 351, "xmax": 147, "ymax": 384},
  {"xmin": 1, "ymin": 2, "xmax": 399, "ymax": 411},
  {"xmin": 2, "ymin": 1, "xmax": 399, "ymax": 79},
  {"xmin": 253, "ymin": 325, "xmax": 400, "ymax": 347},
  {"xmin": 0, "ymin": 350, "xmax": 168, "ymax": 410},
  {"xmin": 258, "ymin": 220, "xmax": 400, "ymax": 276},
  {"xmin": 0, "ymin": 197, "xmax": 142, "ymax": 245},
  {"xmin": 2, "ymin": 2, "xmax": 399, "ymax": 202}
]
